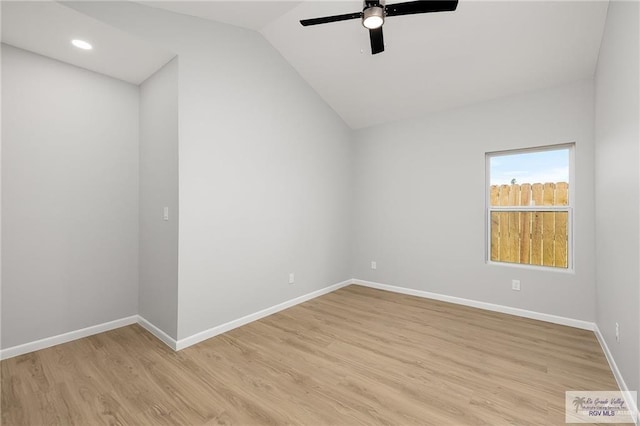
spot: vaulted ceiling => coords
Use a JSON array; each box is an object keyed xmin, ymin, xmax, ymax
[
  {"xmin": 1, "ymin": 1, "xmax": 175, "ymax": 84},
  {"xmin": 3, "ymin": 1, "xmax": 609, "ymax": 129}
]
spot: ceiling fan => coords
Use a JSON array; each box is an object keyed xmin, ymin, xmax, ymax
[{"xmin": 300, "ymin": 0, "xmax": 458, "ymax": 55}]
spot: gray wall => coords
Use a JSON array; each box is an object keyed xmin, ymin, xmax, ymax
[
  {"xmin": 1, "ymin": 45, "xmax": 139, "ymax": 348},
  {"xmin": 68, "ymin": 2, "xmax": 354, "ymax": 341},
  {"xmin": 173, "ymin": 23, "xmax": 353, "ymax": 341},
  {"xmin": 352, "ymin": 80, "xmax": 597, "ymax": 321},
  {"xmin": 139, "ymin": 57, "xmax": 179, "ymax": 339},
  {"xmin": 594, "ymin": 0, "xmax": 639, "ymax": 398}
]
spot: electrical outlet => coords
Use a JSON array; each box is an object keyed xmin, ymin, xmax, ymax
[
  {"xmin": 371, "ymin": 261, "xmax": 377, "ymax": 270},
  {"xmin": 615, "ymin": 322, "xmax": 620, "ymax": 342},
  {"xmin": 289, "ymin": 273, "xmax": 295, "ymax": 285},
  {"xmin": 512, "ymin": 279, "xmax": 521, "ymax": 291}
]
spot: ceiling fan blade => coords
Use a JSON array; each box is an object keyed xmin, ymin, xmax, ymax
[
  {"xmin": 300, "ymin": 12, "xmax": 362, "ymax": 26},
  {"xmin": 385, "ymin": 0, "xmax": 458, "ymax": 17},
  {"xmin": 369, "ymin": 27, "xmax": 384, "ymax": 55}
]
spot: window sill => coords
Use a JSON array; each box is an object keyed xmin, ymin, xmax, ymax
[{"xmin": 486, "ymin": 260, "xmax": 575, "ymax": 274}]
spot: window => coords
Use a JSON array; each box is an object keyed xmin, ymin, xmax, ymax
[{"xmin": 486, "ymin": 144, "xmax": 573, "ymax": 269}]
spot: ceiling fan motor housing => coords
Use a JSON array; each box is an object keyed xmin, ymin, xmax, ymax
[
  {"xmin": 362, "ymin": 6, "xmax": 385, "ymax": 29},
  {"xmin": 362, "ymin": 0, "xmax": 385, "ymax": 29}
]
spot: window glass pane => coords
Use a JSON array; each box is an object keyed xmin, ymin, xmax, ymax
[
  {"xmin": 489, "ymin": 149, "xmax": 569, "ymax": 207},
  {"xmin": 490, "ymin": 211, "xmax": 568, "ymax": 268}
]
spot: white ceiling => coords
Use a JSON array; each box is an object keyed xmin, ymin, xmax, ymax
[
  {"xmin": 1, "ymin": 1, "xmax": 175, "ymax": 84},
  {"xmin": 140, "ymin": 1, "xmax": 303, "ymax": 31},
  {"xmin": 3, "ymin": 1, "xmax": 609, "ymax": 128},
  {"xmin": 145, "ymin": 0, "xmax": 609, "ymax": 129}
]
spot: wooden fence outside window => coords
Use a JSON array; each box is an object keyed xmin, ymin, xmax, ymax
[{"xmin": 489, "ymin": 182, "xmax": 569, "ymax": 268}]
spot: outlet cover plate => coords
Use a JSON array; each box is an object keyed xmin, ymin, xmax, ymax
[{"xmin": 512, "ymin": 279, "xmax": 521, "ymax": 291}]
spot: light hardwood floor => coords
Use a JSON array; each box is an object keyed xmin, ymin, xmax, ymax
[{"xmin": 1, "ymin": 285, "xmax": 621, "ymax": 425}]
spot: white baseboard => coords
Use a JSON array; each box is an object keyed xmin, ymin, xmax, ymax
[
  {"xmin": 137, "ymin": 315, "xmax": 177, "ymax": 350},
  {"xmin": 175, "ymin": 279, "xmax": 352, "ymax": 350},
  {"xmin": 0, "ymin": 280, "xmax": 353, "ymax": 359},
  {"xmin": 0, "ymin": 315, "xmax": 138, "ymax": 360},
  {"xmin": 352, "ymin": 279, "xmax": 595, "ymax": 330},
  {"xmin": 0, "ymin": 278, "xmax": 602, "ymax": 366},
  {"xmin": 594, "ymin": 325, "xmax": 639, "ymax": 425}
]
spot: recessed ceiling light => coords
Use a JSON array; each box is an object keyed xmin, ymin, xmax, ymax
[{"xmin": 71, "ymin": 39, "xmax": 92, "ymax": 50}]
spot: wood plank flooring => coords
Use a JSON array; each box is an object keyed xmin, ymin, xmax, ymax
[{"xmin": 1, "ymin": 285, "xmax": 620, "ymax": 425}]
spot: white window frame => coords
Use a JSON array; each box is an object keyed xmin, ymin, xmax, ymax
[{"xmin": 485, "ymin": 143, "xmax": 575, "ymax": 272}]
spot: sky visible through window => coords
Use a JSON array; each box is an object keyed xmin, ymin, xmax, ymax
[{"xmin": 490, "ymin": 148, "xmax": 569, "ymax": 186}]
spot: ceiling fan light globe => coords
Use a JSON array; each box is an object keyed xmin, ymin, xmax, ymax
[{"xmin": 362, "ymin": 6, "xmax": 384, "ymax": 29}]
